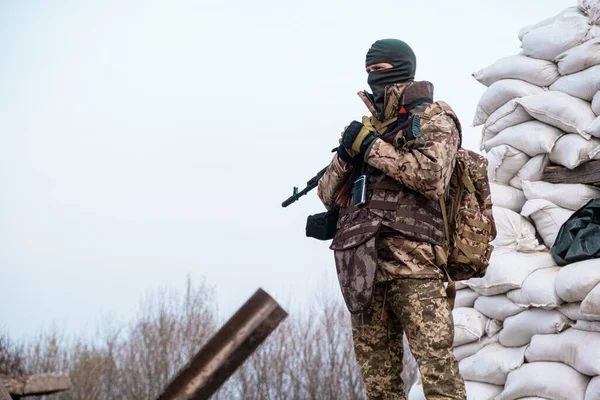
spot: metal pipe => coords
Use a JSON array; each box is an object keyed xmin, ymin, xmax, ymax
[{"xmin": 157, "ymin": 288, "xmax": 288, "ymax": 400}]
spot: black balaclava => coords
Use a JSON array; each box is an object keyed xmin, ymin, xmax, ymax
[{"xmin": 365, "ymin": 39, "xmax": 417, "ymax": 118}]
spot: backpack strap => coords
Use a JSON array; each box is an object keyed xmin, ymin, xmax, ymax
[{"xmin": 437, "ymin": 195, "xmax": 456, "ymax": 310}]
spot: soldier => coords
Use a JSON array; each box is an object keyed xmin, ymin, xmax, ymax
[{"xmin": 317, "ymin": 39, "xmax": 466, "ymax": 400}]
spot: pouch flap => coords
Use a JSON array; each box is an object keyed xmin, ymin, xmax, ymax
[{"xmin": 330, "ymin": 221, "xmax": 380, "ymax": 251}]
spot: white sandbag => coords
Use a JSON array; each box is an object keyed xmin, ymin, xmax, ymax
[
  {"xmin": 497, "ymin": 362, "xmax": 590, "ymax": 400},
  {"xmin": 455, "ymin": 288, "xmax": 479, "ymax": 308},
  {"xmin": 549, "ymin": 133, "xmax": 600, "ymax": 169},
  {"xmin": 522, "ymin": 180, "xmax": 600, "ymax": 211},
  {"xmin": 482, "ymin": 121, "xmax": 563, "ymax": 157},
  {"xmin": 409, "ymin": 381, "xmax": 503, "ymax": 400},
  {"xmin": 593, "ymin": 91, "xmax": 600, "ymax": 116},
  {"xmin": 454, "ymin": 334, "xmax": 499, "ymax": 362},
  {"xmin": 500, "ymin": 309, "xmax": 570, "ymax": 347},
  {"xmin": 518, "ymin": 7, "xmax": 581, "ymax": 41},
  {"xmin": 521, "ymin": 8, "xmax": 599, "ymax": 61},
  {"xmin": 585, "ymin": 116, "xmax": 600, "ymax": 138},
  {"xmin": 490, "ymin": 206, "xmax": 544, "ymax": 252},
  {"xmin": 555, "ymin": 259, "xmax": 600, "ymax": 302},
  {"xmin": 474, "ymin": 295, "xmax": 526, "ymax": 321},
  {"xmin": 586, "ymin": 376, "xmax": 600, "ymax": 400},
  {"xmin": 517, "ymin": 91, "xmax": 597, "ymax": 139},
  {"xmin": 486, "ymin": 319, "xmax": 503, "ymax": 337},
  {"xmin": 581, "ymin": 282, "xmax": 600, "ymax": 317},
  {"xmin": 521, "ymin": 199, "xmax": 574, "ymax": 248},
  {"xmin": 509, "ymin": 154, "xmax": 549, "ymax": 190},
  {"xmin": 467, "ymin": 251, "xmax": 556, "ymax": 296},
  {"xmin": 507, "ymin": 267, "xmax": 563, "ymax": 309},
  {"xmin": 486, "ymin": 145, "xmax": 530, "ymax": 184},
  {"xmin": 580, "ymin": 0, "xmax": 600, "ymax": 22},
  {"xmin": 490, "ymin": 183, "xmax": 527, "ymax": 213},
  {"xmin": 473, "ymin": 79, "xmax": 545, "ymax": 126},
  {"xmin": 559, "ymin": 302, "xmax": 600, "ymax": 321},
  {"xmin": 473, "ymin": 55, "xmax": 559, "ymax": 87},
  {"xmin": 460, "ymin": 343, "xmax": 526, "ymax": 385},
  {"xmin": 480, "ymin": 100, "xmax": 533, "ymax": 149},
  {"xmin": 453, "ymin": 307, "xmax": 488, "ymax": 347},
  {"xmin": 551, "ymin": 65, "xmax": 600, "ymax": 102},
  {"xmin": 456, "ymin": 280, "xmax": 468, "ymax": 290},
  {"xmin": 554, "ymin": 38, "xmax": 600, "ymax": 75},
  {"xmin": 526, "ymin": 329, "xmax": 600, "ymax": 376},
  {"xmin": 572, "ymin": 320, "xmax": 600, "ymax": 332}
]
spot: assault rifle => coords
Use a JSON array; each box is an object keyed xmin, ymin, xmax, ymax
[{"xmin": 281, "ymin": 166, "xmax": 328, "ymax": 207}]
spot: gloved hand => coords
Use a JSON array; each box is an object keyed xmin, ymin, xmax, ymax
[{"xmin": 340, "ymin": 116, "xmax": 377, "ymax": 156}]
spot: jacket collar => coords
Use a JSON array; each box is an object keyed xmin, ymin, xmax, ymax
[{"xmin": 358, "ymin": 81, "xmax": 435, "ymax": 125}]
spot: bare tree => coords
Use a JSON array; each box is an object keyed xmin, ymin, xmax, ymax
[{"xmin": 10, "ymin": 276, "xmax": 421, "ymax": 400}]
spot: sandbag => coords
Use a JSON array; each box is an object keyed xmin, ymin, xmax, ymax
[
  {"xmin": 482, "ymin": 121, "xmax": 563, "ymax": 157},
  {"xmin": 582, "ymin": 282, "xmax": 600, "ymax": 317},
  {"xmin": 454, "ymin": 334, "xmax": 499, "ymax": 362},
  {"xmin": 453, "ymin": 307, "xmax": 488, "ymax": 347},
  {"xmin": 467, "ymin": 251, "xmax": 556, "ymax": 296},
  {"xmin": 455, "ymin": 288, "xmax": 479, "ymax": 308},
  {"xmin": 490, "ymin": 183, "xmax": 527, "ymax": 213},
  {"xmin": 480, "ymin": 100, "xmax": 533, "ymax": 149},
  {"xmin": 473, "ymin": 55, "xmax": 559, "ymax": 87},
  {"xmin": 517, "ymin": 91, "xmax": 597, "ymax": 139},
  {"xmin": 473, "ymin": 79, "xmax": 545, "ymax": 126},
  {"xmin": 586, "ymin": 376, "xmax": 600, "ymax": 400},
  {"xmin": 580, "ymin": 0, "xmax": 600, "ymax": 22},
  {"xmin": 593, "ymin": 91, "xmax": 600, "ymax": 116},
  {"xmin": 486, "ymin": 145, "xmax": 530, "ymax": 184},
  {"xmin": 456, "ymin": 280, "xmax": 469, "ymax": 290},
  {"xmin": 518, "ymin": 7, "xmax": 581, "ymax": 41},
  {"xmin": 585, "ymin": 116, "xmax": 600, "ymax": 138},
  {"xmin": 460, "ymin": 343, "xmax": 526, "ymax": 385},
  {"xmin": 507, "ymin": 267, "xmax": 563, "ymax": 309},
  {"xmin": 555, "ymin": 259, "xmax": 600, "ymax": 302},
  {"xmin": 551, "ymin": 65, "xmax": 600, "ymax": 102},
  {"xmin": 521, "ymin": 199, "xmax": 574, "ymax": 248},
  {"xmin": 559, "ymin": 301, "xmax": 600, "ymax": 321},
  {"xmin": 526, "ymin": 329, "xmax": 600, "ymax": 376},
  {"xmin": 497, "ymin": 362, "xmax": 590, "ymax": 400},
  {"xmin": 500, "ymin": 309, "xmax": 570, "ymax": 347},
  {"xmin": 552, "ymin": 199, "xmax": 600, "ymax": 265},
  {"xmin": 572, "ymin": 320, "xmax": 600, "ymax": 332},
  {"xmin": 549, "ymin": 133, "xmax": 600, "ymax": 169},
  {"xmin": 509, "ymin": 154, "xmax": 549, "ymax": 190},
  {"xmin": 474, "ymin": 294, "xmax": 526, "ymax": 321},
  {"xmin": 522, "ymin": 180, "xmax": 600, "ymax": 211},
  {"xmin": 409, "ymin": 381, "xmax": 503, "ymax": 400},
  {"xmin": 554, "ymin": 38, "xmax": 600, "ymax": 75},
  {"xmin": 485, "ymin": 319, "xmax": 503, "ymax": 337},
  {"xmin": 491, "ymin": 206, "xmax": 544, "ymax": 252},
  {"xmin": 521, "ymin": 8, "xmax": 599, "ymax": 61}
]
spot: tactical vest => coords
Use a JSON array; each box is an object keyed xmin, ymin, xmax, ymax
[{"xmin": 330, "ymin": 82, "xmax": 455, "ymax": 314}]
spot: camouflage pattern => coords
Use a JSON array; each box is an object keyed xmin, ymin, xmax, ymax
[
  {"xmin": 317, "ymin": 154, "xmax": 351, "ymax": 210},
  {"xmin": 376, "ymin": 234, "xmax": 443, "ymax": 282},
  {"xmin": 317, "ymin": 82, "xmax": 464, "ymax": 313},
  {"xmin": 330, "ymin": 221, "xmax": 380, "ymax": 313},
  {"xmin": 445, "ymin": 148, "xmax": 496, "ymax": 281},
  {"xmin": 352, "ymin": 279, "xmax": 466, "ymax": 400},
  {"xmin": 364, "ymin": 101, "xmax": 460, "ymax": 202}
]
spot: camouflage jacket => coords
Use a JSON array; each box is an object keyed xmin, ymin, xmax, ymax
[{"xmin": 317, "ymin": 81, "xmax": 462, "ymax": 313}]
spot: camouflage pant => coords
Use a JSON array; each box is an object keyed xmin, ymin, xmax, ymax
[{"xmin": 351, "ymin": 279, "xmax": 466, "ymax": 400}]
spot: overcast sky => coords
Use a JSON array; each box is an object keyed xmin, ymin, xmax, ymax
[{"xmin": 1, "ymin": 0, "xmax": 574, "ymax": 338}]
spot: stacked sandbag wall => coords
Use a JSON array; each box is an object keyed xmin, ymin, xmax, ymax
[{"xmin": 411, "ymin": 1, "xmax": 600, "ymax": 399}]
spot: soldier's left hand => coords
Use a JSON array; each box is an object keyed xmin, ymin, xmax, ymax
[{"xmin": 341, "ymin": 116, "xmax": 377, "ymax": 155}]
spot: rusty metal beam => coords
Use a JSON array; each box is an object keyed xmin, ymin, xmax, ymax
[{"xmin": 157, "ymin": 288, "xmax": 288, "ymax": 400}]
